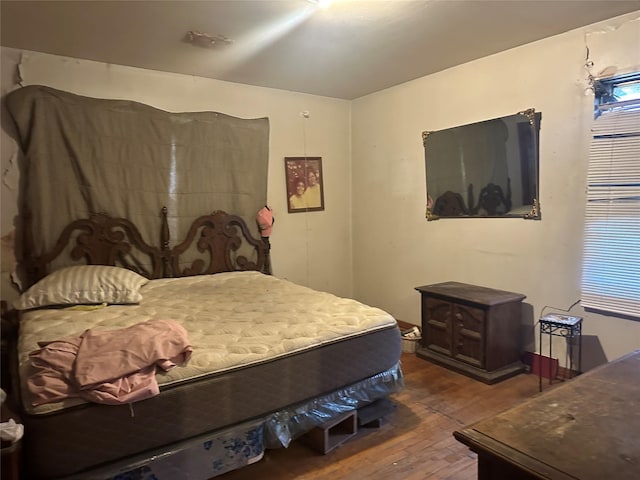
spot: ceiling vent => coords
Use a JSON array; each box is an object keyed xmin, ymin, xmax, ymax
[{"xmin": 185, "ymin": 30, "xmax": 233, "ymax": 48}]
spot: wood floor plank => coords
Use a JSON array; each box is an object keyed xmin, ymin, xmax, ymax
[{"xmin": 218, "ymin": 352, "xmax": 543, "ymax": 480}]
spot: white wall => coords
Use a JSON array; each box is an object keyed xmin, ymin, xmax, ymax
[
  {"xmin": 0, "ymin": 48, "xmax": 354, "ymax": 301},
  {"xmin": 351, "ymin": 12, "xmax": 640, "ymax": 367}
]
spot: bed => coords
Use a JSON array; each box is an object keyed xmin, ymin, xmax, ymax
[{"xmin": 10, "ymin": 208, "xmax": 403, "ymax": 479}]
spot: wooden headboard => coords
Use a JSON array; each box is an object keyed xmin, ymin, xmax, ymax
[{"xmin": 21, "ymin": 207, "xmax": 271, "ymax": 288}]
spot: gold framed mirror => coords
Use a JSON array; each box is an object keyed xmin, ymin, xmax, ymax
[{"xmin": 423, "ymin": 109, "xmax": 541, "ymax": 220}]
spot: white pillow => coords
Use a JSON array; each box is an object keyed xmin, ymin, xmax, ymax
[{"xmin": 14, "ymin": 265, "xmax": 149, "ymax": 310}]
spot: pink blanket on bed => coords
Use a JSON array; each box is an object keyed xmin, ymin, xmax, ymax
[{"xmin": 28, "ymin": 319, "xmax": 192, "ymax": 406}]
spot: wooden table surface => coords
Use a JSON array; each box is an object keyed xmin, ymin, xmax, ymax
[{"xmin": 454, "ymin": 349, "xmax": 640, "ymax": 480}]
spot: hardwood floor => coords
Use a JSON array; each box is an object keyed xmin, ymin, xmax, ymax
[{"xmin": 220, "ymin": 352, "xmax": 545, "ymax": 480}]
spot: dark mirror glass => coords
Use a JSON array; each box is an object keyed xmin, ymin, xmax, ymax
[{"xmin": 423, "ymin": 109, "xmax": 541, "ymax": 220}]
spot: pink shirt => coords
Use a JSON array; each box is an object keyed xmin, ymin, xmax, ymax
[{"xmin": 28, "ymin": 319, "xmax": 192, "ymax": 406}]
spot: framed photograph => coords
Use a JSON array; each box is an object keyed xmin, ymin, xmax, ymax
[{"xmin": 284, "ymin": 157, "xmax": 325, "ymax": 213}]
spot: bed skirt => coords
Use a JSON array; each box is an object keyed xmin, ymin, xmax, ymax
[{"xmin": 264, "ymin": 362, "xmax": 404, "ymax": 448}]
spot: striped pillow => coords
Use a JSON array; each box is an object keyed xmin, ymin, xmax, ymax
[{"xmin": 14, "ymin": 265, "xmax": 149, "ymax": 310}]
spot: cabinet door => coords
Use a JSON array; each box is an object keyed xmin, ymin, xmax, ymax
[
  {"xmin": 422, "ymin": 297, "xmax": 451, "ymax": 356},
  {"xmin": 451, "ymin": 304, "xmax": 485, "ymax": 368}
]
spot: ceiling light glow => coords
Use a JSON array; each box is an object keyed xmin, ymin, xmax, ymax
[{"xmin": 307, "ymin": 0, "xmax": 333, "ymax": 8}]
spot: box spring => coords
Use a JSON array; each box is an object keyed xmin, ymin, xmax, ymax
[{"xmin": 21, "ymin": 325, "xmax": 401, "ymax": 479}]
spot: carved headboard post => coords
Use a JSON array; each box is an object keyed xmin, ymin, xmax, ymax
[
  {"xmin": 160, "ymin": 207, "xmax": 172, "ymax": 278},
  {"xmin": 21, "ymin": 207, "xmax": 44, "ymax": 286},
  {"xmin": 261, "ymin": 237, "xmax": 272, "ymax": 275}
]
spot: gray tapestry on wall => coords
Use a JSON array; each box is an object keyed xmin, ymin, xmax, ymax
[{"xmin": 6, "ymin": 85, "xmax": 270, "ymax": 273}]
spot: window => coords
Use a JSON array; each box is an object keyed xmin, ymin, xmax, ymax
[
  {"xmin": 593, "ymin": 73, "xmax": 640, "ymax": 109},
  {"xmin": 581, "ymin": 73, "xmax": 640, "ymax": 318}
]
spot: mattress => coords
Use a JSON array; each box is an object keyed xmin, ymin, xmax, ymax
[{"xmin": 16, "ymin": 272, "xmax": 402, "ymax": 478}]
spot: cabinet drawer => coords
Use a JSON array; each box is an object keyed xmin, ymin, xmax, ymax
[
  {"xmin": 423, "ymin": 298, "xmax": 486, "ymax": 368},
  {"xmin": 423, "ymin": 297, "xmax": 450, "ymax": 355},
  {"xmin": 451, "ymin": 304, "xmax": 485, "ymax": 368}
]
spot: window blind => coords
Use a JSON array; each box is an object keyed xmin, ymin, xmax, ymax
[{"xmin": 582, "ymin": 104, "xmax": 640, "ymax": 318}]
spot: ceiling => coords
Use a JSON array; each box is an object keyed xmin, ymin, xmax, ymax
[{"xmin": 2, "ymin": 0, "xmax": 639, "ymax": 100}]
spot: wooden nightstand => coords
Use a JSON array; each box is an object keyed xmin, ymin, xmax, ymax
[
  {"xmin": 415, "ymin": 282, "xmax": 526, "ymax": 384},
  {"xmin": 1, "ymin": 301, "xmax": 19, "ymax": 394},
  {"xmin": 1, "ymin": 301, "xmax": 22, "ymax": 480},
  {"xmin": 1, "ymin": 403, "xmax": 21, "ymax": 480}
]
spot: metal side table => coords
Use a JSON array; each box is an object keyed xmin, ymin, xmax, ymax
[{"xmin": 539, "ymin": 314, "xmax": 583, "ymax": 392}]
